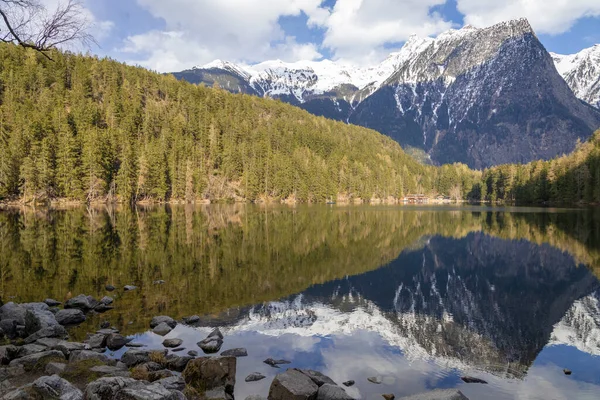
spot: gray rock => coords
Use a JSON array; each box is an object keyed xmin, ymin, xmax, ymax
[
  {"xmin": 162, "ymin": 338, "xmax": 183, "ymax": 348},
  {"xmin": 53, "ymin": 341, "xmax": 87, "ymax": 357},
  {"xmin": 221, "ymin": 347, "xmax": 247, "ymax": 357},
  {"xmin": 183, "ymin": 356, "xmax": 236, "ymax": 395},
  {"xmin": 198, "ymin": 337, "xmax": 223, "ymax": 354},
  {"xmin": 23, "ymin": 325, "xmax": 68, "ymax": 344},
  {"xmin": 45, "ymin": 361, "xmax": 67, "ymax": 375},
  {"xmin": 156, "ymin": 375, "xmax": 185, "ymax": 391},
  {"xmin": 269, "ymin": 369, "xmax": 319, "ymax": 400},
  {"xmin": 100, "ymin": 296, "xmax": 114, "ymax": 305},
  {"xmin": 44, "ymin": 298, "xmax": 62, "ymax": 307},
  {"xmin": 123, "ymin": 285, "xmax": 137, "ymax": 291},
  {"xmin": 8, "ymin": 350, "xmax": 65, "ymax": 370},
  {"xmin": 0, "ymin": 345, "xmax": 19, "ymax": 365},
  {"xmin": 204, "ymin": 386, "xmax": 233, "ymax": 400},
  {"xmin": 298, "ymin": 369, "xmax": 336, "ymax": 387},
  {"xmin": 105, "ymin": 285, "xmax": 116, "ymax": 291},
  {"xmin": 84, "ymin": 376, "xmax": 178, "ymax": 400},
  {"xmin": 35, "ymin": 338, "xmax": 64, "ymax": 348},
  {"xmin": 32, "ymin": 374, "xmax": 83, "ymax": 400},
  {"xmin": 183, "ymin": 315, "xmax": 200, "ymax": 324},
  {"xmin": 165, "ymin": 354, "xmax": 193, "ymax": 372},
  {"xmin": 367, "ymin": 376, "xmax": 382, "ymax": 384},
  {"xmin": 342, "ymin": 381, "xmax": 354, "ymax": 387},
  {"xmin": 169, "ymin": 391, "xmax": 187, "ymax": 400},
  {"xmin": 17, "ymin": 343, "xmax": 47, "ymax": 357},
  {"xmin": 106, "ymin": 333, "xmax": 129, "ymax": 351},
  {"xmin": 55, "ymin": 309, "xmax": 86, "ymax": 325},
  {"xmin": 187, "ymin": 350, "xmax": 198, "ymax": 357},
  {"xmin": 150, "ymin": 316, "xmax": 177, "ymax": 329},
  {"xmin": 148, "ymin": 369, "xmax": 174, "ymax": 382},
  {"xmin": 2, "ymin": 385, "xmax": 34, "ymax": 400},
  {"xmin": 126, "ymin": 342, "xmax": 145, "ymax": 348},
  {"xmin": 86, "ymin": 333, "xmax": 108, "ymax": 349},
  {"xmin": 64, "ymin": 294, "xmax": 98, "ymax": 311},
  {"xmin": 69, "ymin": 350, "xmax": 110, "ymax": 364},
  {"xmin": 100, "ymin": 321, "xmax": 110, "ymax": 329},
  {"xmin": 153, "ymin": 322, "xmax": 173, "ymax": 336},
  {"xmin": 208, "ymin": 328, "xmax": 224, "ymax": 339},
  {"xmin": 0, "ymin": 319, "xmax": 18, "ymax": 338},
  {"xmin": 245, "ymin": 372, "xmax": 266, "ymax": 382},
  {"xmin": 317, "ymin": 383, "xmax": 354, "ymax": 400},
  {"xmin": 397, "ymin": 389, "xmax": 469, "ymax": 400},
  {"xmin": 96, "ymin": 328, "xmax": 120, "ymax": 335},
  {"xmin": 93, "ymin": 304, "xmax": 114, "ymax": 313},
  {"xmin": 24, "ymin": 304, "xmax": 61, "ymax": 336},
  {"xmin": 245, "ymin": 396, "xmax": 267, "ymax": 400},
  {"xmin": 0, "ymin": 302, "xmax": 27, "ymax": 325},
  {"xmin": 89, "ymin": 365, "xmax": 131, "ymax": 377},
  {"xmin": 121, "ymin": 349, "xmax": 151, "ymax": 368},
  {"xmin": 171, "ymin": 347, "xmax": 185, "ymax": 352}
]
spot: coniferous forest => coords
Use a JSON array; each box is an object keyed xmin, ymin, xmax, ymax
[{"xmin": 0, "ymin": 43, "xmax": 599, "ymax": 205}]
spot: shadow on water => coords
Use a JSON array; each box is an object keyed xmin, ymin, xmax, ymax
[{"xmin": 1, "ymin": 204, "xmax": 600, "ymax": 399}]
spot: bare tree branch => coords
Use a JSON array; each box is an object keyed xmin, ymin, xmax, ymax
[{"xmin": 0, "ymin": 0, "xmax": 94, "ymax": 59}]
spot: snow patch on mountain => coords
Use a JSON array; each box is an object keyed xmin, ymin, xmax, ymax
[
  {"xmin": 552, "ymin": 45, "xmax": 600, "ymax": 109},
  {"xmin": 549, "ymin": 292, "xmax": 600, "ymax": 356}
]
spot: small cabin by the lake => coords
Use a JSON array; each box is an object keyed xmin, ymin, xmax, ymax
[{"xmin": 403, "ymin": 194, "xmax": 429, "ymax": 204}]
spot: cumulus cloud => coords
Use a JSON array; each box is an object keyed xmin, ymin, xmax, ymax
[{"xmin": 456, "ymin": 0, "xmax": 600, "ymax": 35}]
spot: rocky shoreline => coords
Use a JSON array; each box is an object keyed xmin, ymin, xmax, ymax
[{"xmin": 0, "ymin": 294, "xmax": 472, "ymax": 400}]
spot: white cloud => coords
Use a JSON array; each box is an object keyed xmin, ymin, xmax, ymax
[
  {"xmin": 316, "ymin": 0, "xmax": 453, "ymax": 64},
  {"xmin": 456, "ymin": 0, "xmax": 600, "ymax": 35}
]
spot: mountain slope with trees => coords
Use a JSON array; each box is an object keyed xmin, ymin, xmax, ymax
[{"xmin": 0, "ymin": 44, "xmax": 479, "ymax": 204}]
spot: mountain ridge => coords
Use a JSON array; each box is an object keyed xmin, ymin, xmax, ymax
[{"xmin": 172, "ymin": 18, "xmax": 600, "ymax": 169}]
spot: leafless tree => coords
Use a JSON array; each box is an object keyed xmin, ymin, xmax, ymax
[{"xmin": 0, "ymin": 0, "xmax": 93, "ymax": 58}]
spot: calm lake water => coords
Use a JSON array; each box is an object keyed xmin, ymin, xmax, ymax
[{"xmin": 1, "ymin": 204, "xmax": 600, "ymax": 399}]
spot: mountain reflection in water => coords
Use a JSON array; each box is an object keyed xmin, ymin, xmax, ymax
[{"xmin": 1, "ymin": 205, "xmax": 599, "ymax": 399}]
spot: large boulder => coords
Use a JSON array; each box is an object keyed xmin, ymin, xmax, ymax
[
  {"xmin": 183, "ymin": 356, "xmax": 236, "ymax": 395},
  {"xmin": 0, "ymin": 302, "xmax": 27, "ymax": 325},
  {"xmin": 268, "ymin": 369, "xmax": 319, "ymax": 400},
  {"xmin": 156, "ymin": 376, "xmax": 185, "ymax": 391},
  {"xmin": 165, "ymin": 354, "xmax": 193, "ymax": 372},
  {"xmin": 55, "ymin": 309, "xmax": 86, "ymax": 326},
  {"xmin": 8, "ymin": 350, "xmax": 65, "ymax": 371},
  {"xmin": 85, "ymin": 333, "xmax": 108, "ymax": 349},
  {"xmin": 106, "ymin": 333, "xmax": 129, "ymax": 351},
  {"xmin": 397, "ymin": 389, "xmax": 470, "ymax": 400},
  {"xmin": 316, "ymin": 383, "xmax": 354, "ymax": 400},
  {"xmin": 53, "ymin": 341, "xmax": 87, "ymax": 358},
  {"xmin": 31, "ymin": 374, "xmax": 83, "ymax": 400},
  {"xmin": 24, "ymin": 303, "xmax": 61, "ymax": 336},
  {"xmin": 298, "ymin": 370, "xmax": 336, "ymax": 387},
  {"xmin": 121, "ymin": 349, "xmax": 151, "ymax": 368},
  {"xmin": 64, "ymin": 294, "xmax": 99, "ymax": 311},
  {"xmin": 0, "ymin": 319, "xmax": 18, "ymax": 339},
  {"xmin": 84, "ymin": 377, "xmax": 178, "ymax": 400},
  {"xmin": 150, "ymin": 316, "xmax": 177, "ymax": 329},
  {"xmin": 17, "ymin": 343, "xmax": 47, "ymax": 358},
  {"xmin": 23, "ymin": 325, "xmax": 68, "ymax": 344}
]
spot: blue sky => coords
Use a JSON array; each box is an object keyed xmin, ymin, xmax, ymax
[{"xmin": 79, "ymin": 0, "xmax": 600, "ymax": 72}]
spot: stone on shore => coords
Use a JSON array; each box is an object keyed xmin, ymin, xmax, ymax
[
  {"xmin": 153, "ymin": 322, "xmax": 173, "ymax": 336},
  {"xmin": 44, "ymin": 299, "xmax": 62, "ymax": 307},
  {"xmin": 85, "ymin": 333, "xmax": 108, "ymax": 349},
  {"xmin": 55, "ymin": 309, "xmax": 86, "ymax": 326},
  {"xmin": 23, "ymin": 325, "xmax": 68, "ymax": 344},
  {"xmin": 106, "ymin": 333, "xmax": 129, "ymax": 351},
  {"xmin": 0, "ymin": 302, "xmax": 27, "ymax": 325},
  {"xmin": 84, "ymin": 376, "xmax": 177, "ymax": 400},
  {"xmin": 0, "ymin": 345, "xmax": 19, "ymax": 365},
  {"xmin": 183, "ymin": 356, "xmax": 236, "ymax": 395},
  {"xmin": 268, "ymin": 368, "xmax": 319, "ymax": 400},
  {"xmin": 166, "ymin": 354, "xmax": 193, "ymax": 372},
  {"xmin": 32, "ymin": 374, "xmax": 83, "ymax": 400},
  {"xmin": 17, "ymin": 343, "xmax": 47, "ymax": 357},
  {"xmin": 45, "ymin": 361, "xmax": 67, "ymax": 375},
  {"xmin": 53, "ymin": 341, "xmax": 87, "ymax": 357},
  {"xmin": 151, "ymin": 316, "xmax": 178, "ymax": 329},
  {"xmin": 69, "ymin": 350, "xmax": 111, "ymax": 364},
  {"xmin": 397, "ymin": 389, "xmax": 470, "ymax": 400},
  {"xmin": 298, "ymin": 369, "xmax": 336, "ymax": 387},
  {"xmin": 64, "ymin": 294, "xmax": 99, "ymax": 311},
  {"xmin": 24, "ymin": 303, "xmax": 61, "ymax": 337},
  {"xmin": 8, "ymin": 350, "xmax": 65, "ymax": 371},
  {"xmin": 183, "ymin": 315, "xmax": 200, "ymax": 324}
]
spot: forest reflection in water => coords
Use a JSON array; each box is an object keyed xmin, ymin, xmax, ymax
[{"xmin": 2, "ymin": 204, "xmax": 600, "ymax": 398}]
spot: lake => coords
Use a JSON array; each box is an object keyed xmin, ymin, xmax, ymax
[{"xmin": 1, "ymin": 204, "xmax": 599, "ymax": 399}]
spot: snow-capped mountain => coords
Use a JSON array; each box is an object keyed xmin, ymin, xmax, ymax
[
  {"xmin": 172, "ymin": 19, "xmax": 600, "ymax": 168},
  {"xmin": 550, "ymin": 290, "xmax": 600, "ymax": 356},
  {"xmin": 552, "ymin": 45, "xmax": 600, "ymax": 109}
]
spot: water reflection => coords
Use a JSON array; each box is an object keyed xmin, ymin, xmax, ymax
[{"xmin": 1, "ymin": 205, "xmax": 600, "ymax": 399}]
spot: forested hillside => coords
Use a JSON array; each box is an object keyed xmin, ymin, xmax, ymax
[
  {"xmin": 0, "ymin": 44, "xmax": 479, "ymax": 204},
  {"xmin": 479, "ymin": 130, "xmax": 600, "ymax": 204}
]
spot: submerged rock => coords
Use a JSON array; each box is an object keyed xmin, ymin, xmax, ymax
[
  {"xmin": 245, "ymin": 372, "xmax": 266, "ymax": 382},
  {"xmin": 397, "ymin": 389, "xmax": 469, "ymax": 399},
  {"xmin": 342, "ymin": 381, "xmax": 355, "ymax": 387},
  {"xmin": 163, "ymin": 338, "xmax": 183, "ymax": 348},
  {"xmin": 55, "ymin": 309, "xmax": 86, "ymax": 326},
  {"xmin": 269, "ymin": 368, "xmax": 318, "ymax": 400},
  {"xmin": 221, "ymin": 347, "xmax": 247, "ymax": 357},
  {"xmin": 460, "ymin": 376, "xmax": 487, "ymax": 384},
  {"xmin": 153, "ymin": 322, "xmax": 173, "ymax": 336},
  {"xmin": 264, "ymin": 358, "xmax": 291, "ymax": 368}
]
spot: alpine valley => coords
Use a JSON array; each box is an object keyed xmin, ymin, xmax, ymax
[{"xmin": 172, "ymin": 19, "xmax": 600, "ymax": 169}]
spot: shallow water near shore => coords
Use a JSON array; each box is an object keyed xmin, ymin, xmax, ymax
[{"xmin": 1, "ymin": 204, "xmax": 600, "ymax": 399}]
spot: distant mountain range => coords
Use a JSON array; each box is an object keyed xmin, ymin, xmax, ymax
[{"xmin": 171, "ymin": 19, "xmax": 600, "ymax": 169}]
